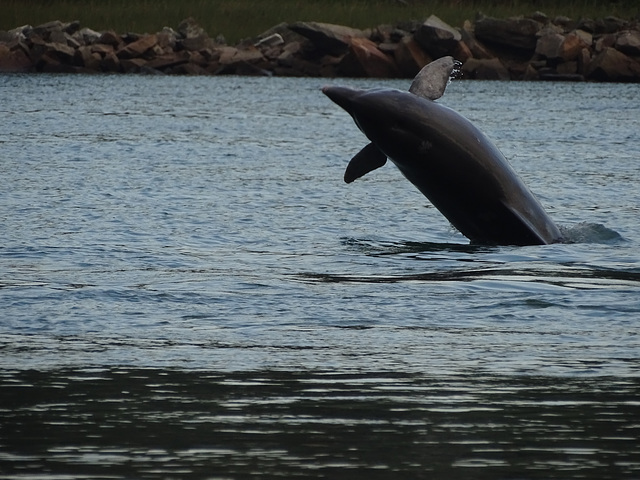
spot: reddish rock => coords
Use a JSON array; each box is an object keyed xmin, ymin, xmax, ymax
[
  {"xmin": 339, "ymin": 37, "xmax": 398, "ymax": 78},
  {"xmin": 116, "ymin": 34, "xmax": 157, "ymax": 59},
  {"xmin": 0, "ymin": 44, "xmax": 32, "ymax": 72},
  {"xmin": 461, "ymin": 57, "xmax": 510, "ymax": 80},
  {"xmin": 145, "ymin": 51, "xmax": 190, "ymax": 71},
  {"xmin": 394, "ymin": 36, "xmax": 431, "ymax": 77},
  {"xmin": 454, "ymin": 41, "xmax": 473, "ymax": 63},
  {"xmin": 561, "ymin": 31, "xmax": 590, "ymax": 61}
]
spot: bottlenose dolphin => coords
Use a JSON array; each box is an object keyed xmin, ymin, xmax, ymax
[{"xmin": 323, "ymin": 57, "xmax": 563, "ymax": 246}]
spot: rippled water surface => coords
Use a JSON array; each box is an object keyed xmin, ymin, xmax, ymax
[{"xmin": 1, "ymin": 74, "xmax": 639, "ymax": 478}]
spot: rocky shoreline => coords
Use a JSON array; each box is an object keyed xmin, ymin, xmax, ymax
[{"xmin": 1, "ymin": 13, "xmax": 639, "ymax": 82}]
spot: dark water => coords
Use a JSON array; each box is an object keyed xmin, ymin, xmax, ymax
[{"xmin": 1, "ymin": 74, "xmax": 639, "ymax": 478}]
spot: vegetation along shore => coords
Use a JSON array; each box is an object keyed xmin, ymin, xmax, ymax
[{"xmin": 1, "ymin": 1, "xmax": 639, "ymax": 81}]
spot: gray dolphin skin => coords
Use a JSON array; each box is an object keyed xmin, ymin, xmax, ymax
[{"xmin": 322, "ymin": 59, "xmax": 563, "ymax": 246}]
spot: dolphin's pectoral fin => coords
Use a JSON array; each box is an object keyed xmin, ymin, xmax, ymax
[
  {"xmin": 409, "ymin": 56, "xmax": 459, "ymax": 101},
  {"xmin": 344, "ymin": 142, "xmax": 387, "ymax": 183}
]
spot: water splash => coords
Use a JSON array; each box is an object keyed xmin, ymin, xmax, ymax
[{"xmin": 559, "ymin": 222, "xmax": 624, "ymax": 244}]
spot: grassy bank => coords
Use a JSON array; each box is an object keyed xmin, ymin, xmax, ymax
[{"xmin": 2, "ymin": 0, "xmax": 638, "ymax": 44}]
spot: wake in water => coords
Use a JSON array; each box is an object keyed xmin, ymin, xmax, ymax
[{"xmin": 558, "ymin": 222, "xmax": 624, "ymax": 244}]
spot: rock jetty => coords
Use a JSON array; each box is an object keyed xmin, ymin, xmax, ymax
[{"xmin": 1, "ymin": 14, "xmax": 639, "ymax": 82}]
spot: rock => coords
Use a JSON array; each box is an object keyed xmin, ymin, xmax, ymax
[
  {"xmin": 475, "ymin": 15, "xmax": 541, "ymax": 52},
  {"xmin": 75, "ymin": 45, "xmax": 101, "ymax": 70},
  {"xmin": 91, "ymin": 44, "xmax": 114, "ymax": 56},
  {"xmin": 288, "ymin": 21, "xmax": 365, "ymax": 56},
  {"xmin": 460, "ymin": 20, "xmax": 493, "ymax": 59},
  {"xmin": 145, "ymin": 51, "xmax": 190, "ymax": 71},
  {"xmin": 75, "ymin": 27, "xmax": 101, "ymax": 45},
  {"xmin": 552, "ymin": 16, "xmax": 575, "ymax": 31},
  {"xmin": 156, "ymin": 27, "xmax": 178, "ymax": 53},
  {"xmin": 121, "ymin": 57, "xmax": 148, "ymax": 73},
  {"xmin": 587, "ymin": 47, "xmax": 640, "ymax": 81},
  {"xmin": 578, "ymin": 47, "xmax": 591, "ymax": 75},
  {"xmin": 32, "ymin": 20, "xmax": 64, "ymax": 40},
  {"xmin": 98, "ymin": 30, "xmax": 122, "ymax": 48},
  {"xmin": 176, "ymin": 18, "xmax": 211, "ymax": 51},
  {"xmin": 116, "ymin": 34, "xmax": 157, "ymax": 59},
  {"xmin": 535, "ymin": 33, "xmax": 565, "ymax": 59},
  {"xmin": 561, "ymin": 31, "xmax": 590, "ymax": 61},
  {"xmin": 600, "ymin": 16, "xmax": 628, "ymax": 34},
  {"xmin": 615, "ymin": 30, "xmax": 640, "ymax": 56},
  {"xmin": 258, "ymin": 22, "xmax": 306, "ymax": 46},
  {"xmin": 101, "ymin": 51, "xmax": 121, "ymax": 72},
  {"xmin": 536, "ymin": 31, "xmax": 589, "ymax": 61},
  {"xmin": 414, "ymin": 14, "xmax": 461, "ymax": 58},
  {"xmin": 339, "ymin": 37, "xmax": 398, "ymax": 78},
  {"xmin": 216, "ymin": 45, "xmax": 267, "ymax": 74},
  {"xmin": 45, "ymin": 41, "xmax": 75, "ymax": 62},
  {"xmin": 461, "ymin": 57, "xmax": 510, "ymax": 80},
  {"xmin": 556, "ymin": 61, "xmax": 578, "ymax": 75},
  {"xmin": 0, "ymin": 44, "xmax": 32, "ymax": 72},
  {"xmin": 595, "ymin": 34, "xmax": 617, "ymax": 53},
  {"xmin": 277, "ymin": 41, "xmax": 303, "ymax": 66},
  {"xmin": 394, "ymin": 36, "xmax": 431, "ymax": 77},
  {"xmin": 177, "ymin": 17, "xmax": 206, "ymax": 39}
]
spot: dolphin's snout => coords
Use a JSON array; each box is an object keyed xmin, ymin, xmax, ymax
[{"xmin": 322, "ymin": 86, "xmax": 360, "ymax": 114}]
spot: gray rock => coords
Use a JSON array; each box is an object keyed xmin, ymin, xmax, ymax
[
  {"xmin": 288, "ymin": 21, "xmax": 365, "ymax": 56},
  {"xmin": 535, "ymin": 33, "xmax": 565, "ymax": 59},
  {"xmin": 615, "ymin": 30, "xmax": 640, "ymax": 56},
  {"xmin": 587, "ymin": 47, "xmax": 640, "ymax": 81},
  {"xmin": 414, "ymin": 14, "xmax": 461, "ymax": 58},
  {"xmin": 475, "ymin": 16, "xmax": 541, "ymax": 51}
]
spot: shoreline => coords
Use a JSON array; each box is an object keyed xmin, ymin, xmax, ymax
[{"xmin": 1, "ymin": 13, "xmax": 639, "ymax": 82}]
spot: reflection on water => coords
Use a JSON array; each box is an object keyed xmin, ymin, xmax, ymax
[{"xmin": 1, "ymin": 368, "xmax": 639, "ymax": 479}]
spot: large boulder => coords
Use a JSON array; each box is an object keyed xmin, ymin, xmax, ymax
[
  {"xmin": 414, "ymin": 14, "xmax": 461, "ymax": 58},
  {"xmin": 475, "ymin": 15, "xmax": 541, "ymax": 52},
  {"xmin": 339, "ymin": 37, "xmax": 398, "ymax": 78},
  {"xmin": 394, "ymin": 36, "xmax": 431, "ymax": 77},
  {"xmin": 288, "ymin": 21, "xmax": 365, "ymax": 56},
  {"xmin": 460, "ymin": 20, "xmax": 493, "ymax": 59},
  {"xmin": 587, "ymin": 47, "xmax": 640, "ymax": 81}
]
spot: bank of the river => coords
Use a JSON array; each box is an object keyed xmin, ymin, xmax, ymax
[{"xmin": 1, "ymin": 13, "xmax": 639, "ymax": 81}]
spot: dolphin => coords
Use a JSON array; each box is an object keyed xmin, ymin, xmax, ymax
[{"xmin": 322, "ymin": 57, "xmax": 563, "ymax": 246}]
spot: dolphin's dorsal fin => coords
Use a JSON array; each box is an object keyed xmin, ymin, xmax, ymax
[
  {"xmin": 344, "ymin": 143, "xmax": 387, "ymax": 183},
  {"xmin": 409, "ymin": 56, "xmax": 458, "ymax": 101}
]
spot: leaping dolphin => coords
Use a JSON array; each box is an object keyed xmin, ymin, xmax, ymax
[{"xmin": 322, "ymin": 56, "xmax": 563, "ymax": 246}]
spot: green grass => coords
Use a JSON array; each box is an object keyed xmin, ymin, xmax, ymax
[{"xmin": 2, "ymin": 0, "xmax": 639, "ymax": 44}]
